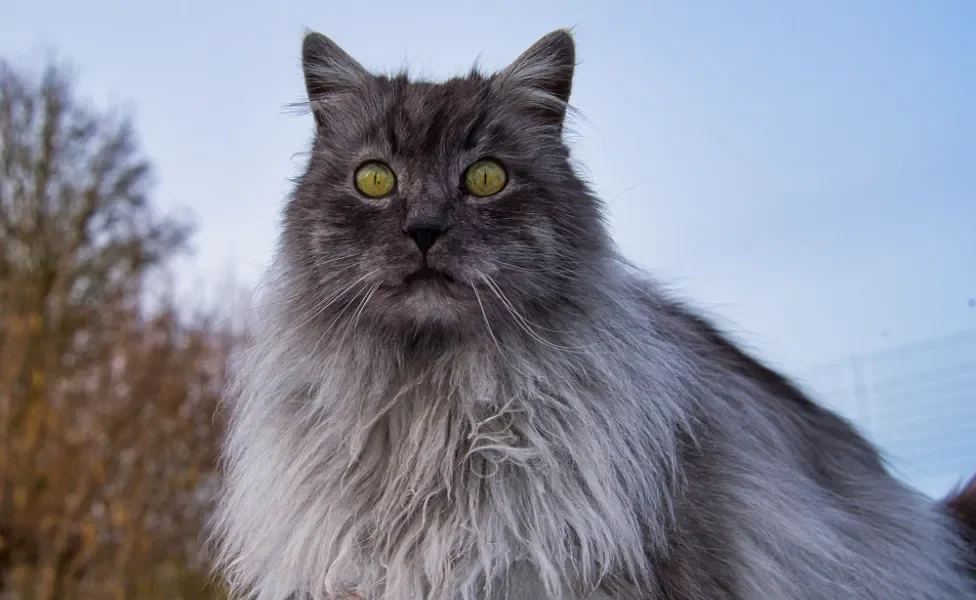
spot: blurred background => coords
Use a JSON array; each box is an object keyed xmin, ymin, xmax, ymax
[{"xmin": 1, "ymin": 1, "xmax": 974, "ymax": 598}]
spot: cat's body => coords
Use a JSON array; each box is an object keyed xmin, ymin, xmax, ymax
[{"xmin": 212, "ymin": 30, "xmax": 976, "ymax": 600}]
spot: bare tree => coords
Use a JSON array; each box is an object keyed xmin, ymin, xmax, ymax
[{"xmin": 0, "ymin": 58, "xmax": 232, "ymax": 599}]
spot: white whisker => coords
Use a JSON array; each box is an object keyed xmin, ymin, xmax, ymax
[{"xmin": 481, "ymin": 273, "xmax": 589, "ymax": 352}]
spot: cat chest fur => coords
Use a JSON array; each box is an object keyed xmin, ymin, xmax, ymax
[{"xmin": 278, "ymin": 359, "xmax": 671, "ymax": 600}]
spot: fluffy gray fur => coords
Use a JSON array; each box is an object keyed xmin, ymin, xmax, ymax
[{"xmin": 211, "ymin": 29, "xmax": 976, "ymax": 600}]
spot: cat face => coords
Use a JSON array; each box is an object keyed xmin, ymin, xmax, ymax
[{"xmin": 282, "ymin": 30, "xmax": 609, "ymax": 338}]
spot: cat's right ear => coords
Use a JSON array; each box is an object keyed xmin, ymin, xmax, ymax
[{"xmin": 301, "ymin": 31, "xmax": 369, "ymax": 129}]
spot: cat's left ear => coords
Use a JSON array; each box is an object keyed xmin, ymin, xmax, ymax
[{"xmin": 495, "ymin": 29, "xmax": 576, "ymax": 127}]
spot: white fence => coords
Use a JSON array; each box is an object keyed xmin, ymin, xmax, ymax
[{"xmin": 798, "ymin": 330, "xmax": 976, "ymax": 498}]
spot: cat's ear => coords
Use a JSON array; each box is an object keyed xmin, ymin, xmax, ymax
[
  {"xmin": 301, "ymin": 31, "xmax": 369, "ymax": 128},
  {"xmin": 496, "ymin": 29, "xmax": 576, "ymax": 127}
]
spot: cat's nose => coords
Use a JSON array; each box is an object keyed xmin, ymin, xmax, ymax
[{"xmin": 406, "ymin": 224, "xmax": 446, "ymax": 253}]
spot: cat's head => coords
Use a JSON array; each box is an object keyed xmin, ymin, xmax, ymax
[{"xmin": 282, "ymin": 30, "xmax": 610, "ymax": 343}]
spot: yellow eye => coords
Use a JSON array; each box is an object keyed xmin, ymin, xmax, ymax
[
  {"xmin": 464, "ymin": 159, "xmax": 507, "ymax": 197},
  {"xmin": 354, "ymin": 161, "xmax": 396, "ymax": 198}
]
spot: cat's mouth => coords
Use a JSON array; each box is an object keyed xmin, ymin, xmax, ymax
[{"xmin": 403, "ymin": 267, "xmax": 456, "ymax": 286}]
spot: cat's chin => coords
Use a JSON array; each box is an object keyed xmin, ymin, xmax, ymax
[{"xmin": 372, "ymin": 276, "xmax": 474, "ymax": 330}]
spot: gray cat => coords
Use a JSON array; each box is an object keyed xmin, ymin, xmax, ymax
[{"xmin": 211, "ymin": 29, "xmax": 976, "ymax": 600}]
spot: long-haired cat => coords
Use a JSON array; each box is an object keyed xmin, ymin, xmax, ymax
[{"xmin": 211, "ymin": 29, "xmax": 976, "ymax": 599}]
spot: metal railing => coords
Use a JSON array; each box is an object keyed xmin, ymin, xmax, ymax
[{"xmin": 798, "ymin": 330, "xmax": 976, "ymax": 498}]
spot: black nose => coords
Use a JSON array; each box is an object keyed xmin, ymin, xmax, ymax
[{"xmin": 406, "ymin": 225, "xmax": 445, "ymax": 253}]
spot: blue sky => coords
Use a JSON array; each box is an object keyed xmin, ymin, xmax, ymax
[{"xmin": 4, "ymin": 1, "xmax": 975, "ymax": 494}]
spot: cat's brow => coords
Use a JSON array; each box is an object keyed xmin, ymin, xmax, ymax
[
  {"xmin": 384, "ymin": 76, "xmax": 408, "ymax": 154},
  {"xmin": 385, "ymin": 115, "xmax": 398, "ymax": 154},
  {"xmin": 463, "ymin": 111, "xmax": 488, "ymax": 151}
]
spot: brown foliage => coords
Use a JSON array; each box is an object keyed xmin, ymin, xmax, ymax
[{"xmin": 1, "ymin": 58, "xmax": 234, "ymax": 599}]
